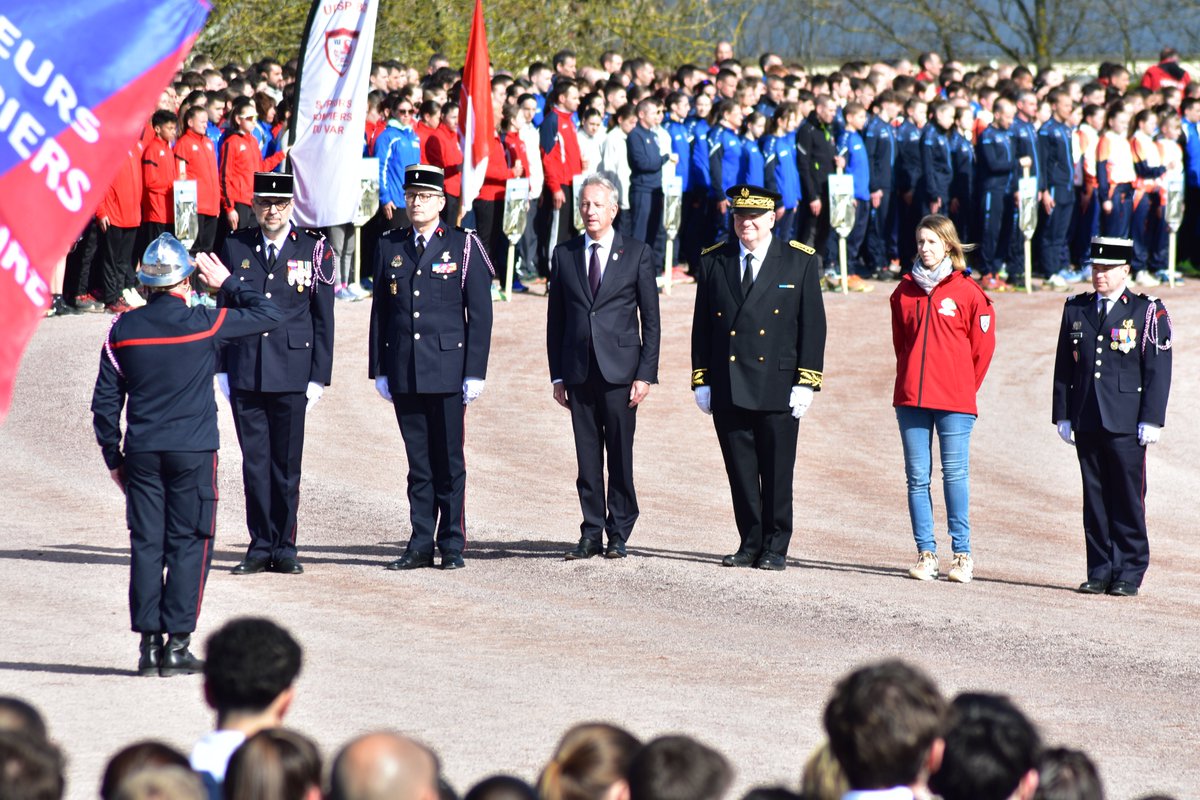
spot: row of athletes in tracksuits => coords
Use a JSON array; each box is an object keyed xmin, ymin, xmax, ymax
[{"xmin": 666, "ymin": 92, "xmax": 1185, "ymax": 283}]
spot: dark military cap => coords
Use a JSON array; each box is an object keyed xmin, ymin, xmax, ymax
[
  {"xmin": 253, "ymin": 172, "xmax": 294, "ymax": 198},
  {"xmin": 726, "ymin": 183, "xmax": 781, "ymax": 213},
  {"xmin": 1091, "ymin": 236, "xmax": 1133, "ymax": 266},
  {"xmin": 405, "ymin": 164, "xmax": 445, "ymax": 194}
]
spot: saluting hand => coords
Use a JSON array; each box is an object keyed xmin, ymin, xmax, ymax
[{"xmin": 195, "ymin": 253, "xmax": 231, "ymax": 288}]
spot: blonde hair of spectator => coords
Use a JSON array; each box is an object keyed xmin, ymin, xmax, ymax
[
  {"xmin": 113, "ymin": 766, "xmax": 206, "ymax": 800},
  {"xmin": 917, "ymin": 215, "xmax": 976, "ymax": 271},
  {"xmin": 224, "ymin": 728, "xmax": 322, "ymax": 800},
  {"xmin": 800, "ymin": 741, "xmax": 849, "ymax": 800},
  {"xmin": 537, "ymin": 723, "xmax": 641, "ymax": 800}
]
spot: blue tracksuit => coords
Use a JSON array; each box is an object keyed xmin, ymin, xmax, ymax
[
  {"xmin": 378, "ymin": 121, "xmax": 421, "ymax": 210},
  {"xmin": 919, "ymin": 123, "xmax": 953, "ymax": 211},
  {"xmin": 894, "ymin": 118, "xmax": 923, "ymax": 263},
  {"xmin": 742, "ymin": 136, "xmax": 764, "ymax": 186},
  {"xmin": 949, "ymin": 130, "xmax": 975, "ymax": 242},
  {"xmin": 835, "ymin": 128, "xmax": 871, "ymax": 273},
  {"xmin": 863, "ymin": 114, "xmax": 896, "ymax": 269},
  {"xmin": 763, "ymin": 132, "xmax": 802, "ymax": 240},
  {"xmin": 708, "ymin": 125, "xmax": 744, "ymax": 199},
  {"xmin": 976, "ymin": 125, "xmax": 1016, "ymax": 275},
  {"xmin": 1038, "ymin": 118, "xmax": 1077, "ymax": 274},
  {"xmin": 665, "ymin": 118, "xmax": 693, "ymax": 193}
]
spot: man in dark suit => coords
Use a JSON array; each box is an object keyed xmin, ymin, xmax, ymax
[
  {"xmin": 547, "ymin": 173, "xmax": 661, "ymax": 560},
  {"xmin": 217, "ymin": 173, "xmax": 336, "ymax": 576},
  {"xmin": 369, "ymin": 165, "xmax": 494, "ymax": 571},
  {"xmin": 1052, "ymin": 236, "xmax": 1173, "ymax": 597},
  {"xmin": 92, "ymin": 234, "xmax": 282, "ymax": 675},
  {"xmin": 691, "ymin": 184, "xmax": 827, "ymax": 571}
]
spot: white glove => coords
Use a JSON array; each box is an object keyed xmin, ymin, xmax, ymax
[
  {"xmin": 215, "ymin": 372, "xmax": 230, "ymax": 401},
  {"xmin": 789, "ymin": 385, "xmax": 814, "ymax": 420},
  {"xmin": 463, "ymin": 377, "xmax": 485, "ymax": 405},
  {"xmin": 694, "ymin": 386, "xmax": 712, "ymax": 415},
  {"xmin": 305, "ymin": 381, "xmax": 324, "ymax": 411},
  {"xmin": 1138, "ymin": 422, "xmax": 1161, "ymax": 446},
  {"xmin": 1056, "ymin": 420, "xmax": 1074, "ymax": 446},
  {"xmin": 375, "ymin": 376, "xmax": 392, "ymax": 402}
]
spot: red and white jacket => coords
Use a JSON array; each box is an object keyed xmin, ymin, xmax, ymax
[
  {"xmin": 175, "ymin": 129, "xmax": 220, "ymax": 216},
  {"xmin": 891, "ymin": 270, "xmax": 996, "ymax": 415},
  {"xmin": 97, "ymin": 142, "xmax": 144, "ymax": 229}
]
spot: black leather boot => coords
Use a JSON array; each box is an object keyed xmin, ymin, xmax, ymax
[
  {"xmin": 159, "ymin": 633, "xmax": 205, "ymax": 677},
  {"xmin": 137, "ymin": 633, "xmax": 162, "ymax": 677}
]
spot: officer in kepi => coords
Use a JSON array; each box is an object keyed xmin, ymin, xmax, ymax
[
  {"xmin": 1052, "ymin": 236, "xmax": 1173, "ymax": 597},
  {"xmin": 691, "ymin": 184, "xmax": 827, "ymax": 571},
  {"xmin": 216, "ymin": 172, "xmax": 336, "ymax": 576},
  {"xmin": 369, "ymin": 164, "xmax": 495, "ymax": 571},
  {"xmin": 91, "ymin": 234, "xmax": 283, "ymax": 676}
]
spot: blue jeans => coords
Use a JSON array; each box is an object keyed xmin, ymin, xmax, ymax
[{"xmin": 896, "ymin": 406, "xmax": 976, "ymax": 555}]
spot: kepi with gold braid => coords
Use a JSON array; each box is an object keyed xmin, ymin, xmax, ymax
[{"xmin": 726, "ymin": 183, "xmax": 781, "ymax": 213}]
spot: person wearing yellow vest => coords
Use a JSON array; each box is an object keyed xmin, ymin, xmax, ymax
[{"xmin": 1129, "ymin": 109, "xmax": 1165, "ymax": 286}]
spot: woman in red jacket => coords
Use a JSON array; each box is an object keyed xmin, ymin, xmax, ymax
[{"xmin": 891, "ymin": 215, "xmax": 996, "ymax": 584}]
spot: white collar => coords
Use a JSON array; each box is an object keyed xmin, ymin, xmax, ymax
[
  {"xmin": 261, "ymin": 224, "xmax": 291, "ymax": 252},
  {"xmin": 738, "ymin": 235, "xmax": 773, "ymax": 265},
  {"xmin": 585, "ymin": 226, "xmax": 617, "ymax": 253}
]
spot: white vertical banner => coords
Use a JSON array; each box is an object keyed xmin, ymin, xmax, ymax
[{"xmin": 289, "ymin": 0, "xmax": 379, "ymax": 227}]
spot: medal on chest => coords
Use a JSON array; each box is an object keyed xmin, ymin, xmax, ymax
[
  {"xmin": 287, "ymin": 259, "xmax": 313, "ymax": 292},
  {"xmin": 1111, "ymin": 319, "xmax": 1136, "ymax": 353}
]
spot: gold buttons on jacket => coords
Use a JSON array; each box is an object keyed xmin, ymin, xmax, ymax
[
  {"xmin": 730, "ymin": 356, "xmax": 736, "ymax": 362},
  {"xmin": 730, "ymin": 330, "xmax": 736, "ymax": 336},
  {"xmin": 759, "ymin": 329, "xmax": 765, "ymax": 335},
  {"xmin": 758, "ymin": 356, "xmax": 764, "ymax": 362},
  {"xmin": 716, "ymin": 311, "xmax": 722, "ymax": 317}
]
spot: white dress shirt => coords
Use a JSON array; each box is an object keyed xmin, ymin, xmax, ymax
[
  {"xmin": 583, "ymin": 226, "xmax": 617, "ymax": 283},
  {"xmin": 737, "ymin": 235, "xmax": 774, "ymax": 282}
]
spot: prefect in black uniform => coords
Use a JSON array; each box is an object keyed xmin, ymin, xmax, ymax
[
  {"xmin": 692, "ymin": 185, "xmax": 827, "ymax": 570},
  {"xmin": 218, "ymin": 174, "xmax": 335, "ymax": 575},
  {"xmin": 1052, "ymin": 237, "xmax": 1172, "ymax": 597},
  {"xmin": 92, "ymin": 234, "xmax": 282, "ymax": 676},
  {"xmin": 369, "ymin": 166, "xmax": 494, "ymax": 570}
]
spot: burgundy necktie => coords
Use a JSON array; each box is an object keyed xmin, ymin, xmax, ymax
[{"xmin": 588, "ymin": 242, "xmax": 601, "ymax": 297}]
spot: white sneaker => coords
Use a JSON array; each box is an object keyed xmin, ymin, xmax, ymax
[
  {"xmin": 1135, "ymin": 270, "xmax": 1160, "ymax": 288},
  {"xmin": 1045, "ymin": 273, "xmax": 1068, "ymax": 289},
  {"xmin": 947, "ymin": 553, "xmax": 974, "ymax": 583},
  {"xmin": 123, "ymin": 287, "xmax": 146, "ymax": 307},
  {"xmin": 347, "ymin": 282, "xmax": 371, "ymax": 298},
  {"xmin": 908, "ymin": 551, "xmax": 939, "ymax": 581}
]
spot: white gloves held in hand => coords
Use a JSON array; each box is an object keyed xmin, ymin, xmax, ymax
[
  {"xmin": 463, "ymin": 378, "xmax": 485, "ymax": 405},
  {"xmin": 305, "ymin": 382, "xmax": 323, "ymax": 411},
  {"xmin": 1138, "ymin": 422, "xmax": 1161, "ymax": 446},
  {"xmin": 215, "ymin": 373, "xmax": 230, "ymax": 401},
  {"xmin": 694, "ymin": 386, "xmax": 712, "ymax": 415},
  {"xmin": 375, "ymin": 376, "xmax": 392, "ymax": 402},
  {"xmin": 789, "ymin": 386, "xmax": 814, "ymax": 420},
  {"xmin": 1056, "ymin": 420, "xmax": 1074, "ymax": 446}
]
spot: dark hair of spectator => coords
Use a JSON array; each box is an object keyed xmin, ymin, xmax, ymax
[
  {"xmin": 223, "ymin": 728, "xmax": 321, "ymax": 800},
  {"xmin": 0, "ymin": 731, "xmax": 65, "ymax": 800},
  {"xmin": 1033, "ymin": 748, "xmax": 1104, "ymax": 800},
  {"xmin": 100, "ymin": 741, "xmax": 190, "ymax": 800},
  {"xmin": 626, "ymin": 736, "xmax": 732, "ymax": 800},
  {"xmin": 203, "ymin": 618, "xmax": 302, "ymax": 716},
  {"xmin": 464, "ymin": 775, "xmax": 537, "ymax": 800},
  {"xmin": 0, "ymin": 697, "xmax": 47, "ymax": 740},
  {"xmin": 928, "ymin": 693, "xmax": 1041, "ymax": 800}
]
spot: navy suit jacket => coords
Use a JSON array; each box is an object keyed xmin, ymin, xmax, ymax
[
  {"xmin": 369, "ymin": 223, "xmax": 494, "ymax": 394},
  {"xmin": 546, "ymin": 232, "xmax": 660, "ymax": 386},
  {"xmin": 218, "ymin": 225, "xmax": 335, "ymax": 392}
]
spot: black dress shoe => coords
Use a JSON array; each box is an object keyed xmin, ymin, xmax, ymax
[
  {"xmin": 721, "ymin": 551, "xmax": 755, "ymax": 567},
  {"xmin": 755, "ymin": 552, "xmax": 787, "ymax": 571},
  {"xmin": 564, "ymin": 538, "xmax": 602, "ymax": 560},
  {"xmin": 231, "ymin": 557, "xmax": 270, "ymax": 575},
  {"xmin": 1107, "ymin": 580, "xmax": 1139, "ymax": 597},
  {"xmin": 386, "ymin": 551, "xmax": 433, "ymax": 570},
  {"xmin": 605, "ymin": 541, "xmax": 627, "ymax": 559},
  {"xmin": 1077, "ymin": 579, "xmax": 1109, "ymax": 594},
  {"xmin": 270, "ymin": 557, "xmax": 304, "ymax": 574},
  {"xmin": 159, "ymin": 633, "xmax": 204, "ymax": 677},
  {"xmin": 137, "ymin": 633, "xmax": 162, "ymax": 677},
  {"xmin": 441, "ymin": 553, "xmax": 465, "ymax": 570}
]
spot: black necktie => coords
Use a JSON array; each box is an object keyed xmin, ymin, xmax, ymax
[
  {"xmin": 416, "ymin": 235, "xmax": 426, "ymax": 261},
  {"xmin": 1097, "ymin": 297, "xmax": 1107, "ymax": 327},
  {"xmin": 267, "ymin": 243, "xmax": 278, "ymax": 268},
  {"xmin": 588, "ymin": 242, "xmax": 601, "ymax": 297},
  {"xmin": 741, "ymin": 253, "xmax": 754, "ymax": 296}
]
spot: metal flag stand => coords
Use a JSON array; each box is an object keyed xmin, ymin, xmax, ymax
[
  {"xmin": 1018, "ymin": 165, "xmax": 1037, "ymax": 293},
  {"xmin": 353, "ymin": 158, "xmax": 379, "ymax": 291},
  {"xmin": 501, "ymin": 178, "xmax": 530, "ymax": 301},
  {"xmin": 1165, "ymin": 174, "xmax": 1184, "ymax": 289},
  {"xmin": 662, "ymin": 176, "xmax": 683, "ymax": 296},
  {"xmin": 828, "ymin": 171, "xmax": 856, "ymax": 295}
]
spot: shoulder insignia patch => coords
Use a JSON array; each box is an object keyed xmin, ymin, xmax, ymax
[
  {"xmin": 790, "ymin": 240, "xmax": 816, "ymax": 254},
  {"xmin": 1141, "ymin": 293, "xmax": 1160, "ymax": 302},
  {"xmin": 701, "ymin": 241, "xmax": 725, "ymax": 256}
]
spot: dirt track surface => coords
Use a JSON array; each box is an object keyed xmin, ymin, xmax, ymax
[{"xmin": 2, "ymin": 279, "xmax": 1197, "ymax": 800}]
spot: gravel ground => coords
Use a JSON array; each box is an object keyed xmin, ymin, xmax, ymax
[{"xmin": 1, "ymin": 278, "xmax": 1196, "ymax": 800}]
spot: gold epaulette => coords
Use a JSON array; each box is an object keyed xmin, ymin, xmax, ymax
[
  {"xmin": 701, "ymin": 241, "xmax": 725, "ymax": 256},
  {"xmin": 691, "ymin": 368, "xmax": 708, "ymax": 388},
  {"xmin": 789, "ymin": 240, "xmax": 816, "ymax": 255},
  {"xmin": 796, "ymin": 368, "xmax": 823, "ymax": 389}
]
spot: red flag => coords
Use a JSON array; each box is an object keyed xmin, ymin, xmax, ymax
[
  {"xmin": 0, "ymin": 1, "xmax": 209, "ymax": 425},
  {"xmin": 458, "ymin": 0, "xmax": 492, "ymax": 212}
]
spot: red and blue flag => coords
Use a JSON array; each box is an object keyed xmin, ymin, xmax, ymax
[{"xmin": 0, "ymin": 0, "xmax": 210, "ymax": 423}]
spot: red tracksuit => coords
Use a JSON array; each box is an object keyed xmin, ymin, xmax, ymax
[
  {"xmin": 477, "ymin": 134, "xmax": 519, "ymax": 202},
  {"xmin": 891, "ymin": 270, "xmax": 996, "ymax": 415},
  {"xmin": 98, "ymin": 142, "xmax": 144, "ymax": 229},
  {"xmin": 175, "ymin": 129, "xmax": 220, "ymax": 216},
  {"xmin": 142, "ymin": 135, "xmax": 176, "ymax": 224},
  {"xmin": 219, "ymin": 130, "xmax": 286, "ymax": 212},
  {"xmin": 541, "ymin": 107, "xmax": 583, "ymax": 195},
  {"xmin": 426, "ymin": 123, "xmax": 463, "ymax": 198}
]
